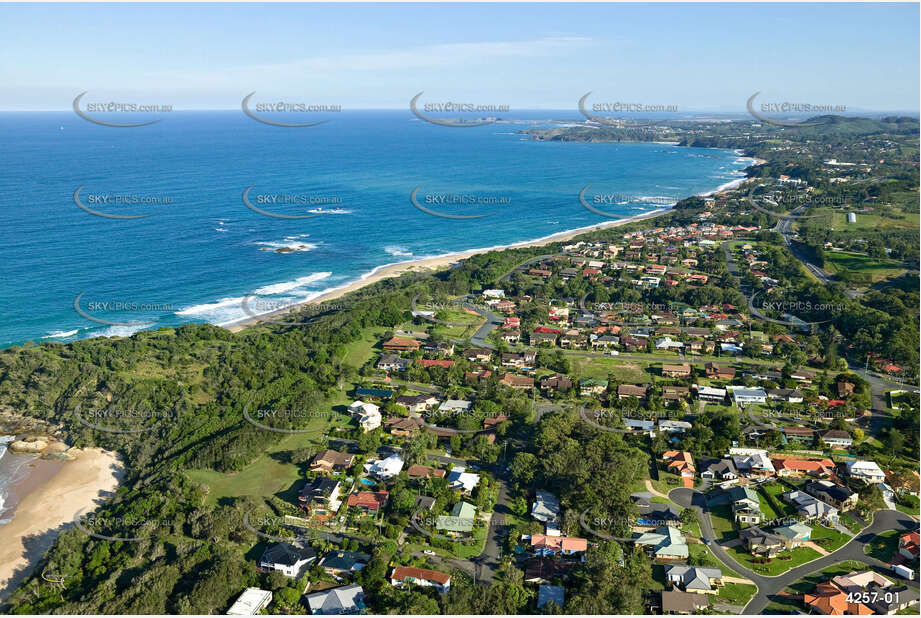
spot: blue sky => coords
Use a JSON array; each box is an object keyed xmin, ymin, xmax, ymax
[{"xmin": 1, "ymin": 2, "xmax": 918, "ymax": 111}]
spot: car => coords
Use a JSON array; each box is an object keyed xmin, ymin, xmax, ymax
[
  {"xmin": 423, "ymin": 550, "xmax": 436, "ymax": 556},
  {"xmin": 703, "ymin": 538, "xmax": 712, "ymax": 546},
  {"xmin": 609, "ymin": 350, "xmax": 619, "ymax": 356},
  {"xmin": 469, "ymin": 464, "xmax": 480, "ymax": 471}
]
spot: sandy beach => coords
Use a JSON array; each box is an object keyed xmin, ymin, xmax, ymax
[
  {"xmin": 0, "ymin": 448, "xmax": 123, "ymax": 600},
  {"xmin": 225, "ymin": 205, "xmax": 679, "ymax": 332}
]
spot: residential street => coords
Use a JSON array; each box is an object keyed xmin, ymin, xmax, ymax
[{"xmin": 669, "ymin": 485, "xmax": 919, "ymax": 615}]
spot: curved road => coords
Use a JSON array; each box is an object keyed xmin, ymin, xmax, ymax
[{"xmin": 670, "ymin": 487, "xmax": 919, "ymax": 614}]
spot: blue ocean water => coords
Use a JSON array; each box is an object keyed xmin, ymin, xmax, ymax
[{"xmin": 0, "ymin": 111, "xmax": 751, "ymax": 347}]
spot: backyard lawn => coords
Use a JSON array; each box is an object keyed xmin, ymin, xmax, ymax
[
  {"xmin": 809, "ymin": 525, "xmax": 851, "ymax": 553},
  {"xmin": 717, "ymin": 582, "xmax": 758, "ymax": 606},
  {"xmin": 708, "ymin": 505, "xmax": 739, "ymax": 543}
]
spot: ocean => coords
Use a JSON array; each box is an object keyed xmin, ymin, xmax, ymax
[{"xmin": 0, "ymin": 110, "xmax": 751, "ymax": 348}]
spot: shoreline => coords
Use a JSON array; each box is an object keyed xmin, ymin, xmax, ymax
[
  {"xmin": 226, "ymin": 154, "xmax": 760, "ymax": 332},
  {"xmin": 0, "ymin": 448, "xmax": 123, "ymax": 601},
  {"xmin": 224, "ymin": 205, "xmax": 676, "ymax": 332}
]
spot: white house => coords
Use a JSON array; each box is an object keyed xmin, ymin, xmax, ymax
[
  {"xmin": 697, "ymin": 386, "xmax": 727, "ymax": 402},
  {"xmin": 365, "ymin": 453, "xmax": 405, "ymax": 480},
  {"xmin": 730, "ymin": 387, "xmax": 767, "ymax": 405},
  {"xmin": 447, "ymin": 466, "xmax": 481, "ymax": 494},
  {"xmin": 659, "ymin": 420, "xmax": 692, "ymax": 433},
  {"xmin": 259, "ymin": 542, "xmax": 317, "ymax": 578},
  {"xmin": 227, "ymin": 588, "xmax": 272, "ymax": 615},
  {"xmin": 846, "ymin": 460, "xmax": 886, "ymax": 484},
  {"xmin": 483, "ymin": 289, "xmax": 505, "ymax": 299},
  {"xmin": 348, "ymin": 400, "xmax": 382, "ymax": 432}
]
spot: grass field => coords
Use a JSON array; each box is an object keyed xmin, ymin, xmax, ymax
[
  {"xmin": 865, "ymin": 529, "xmax": 901, "ymax": 562},
  {"xmin": 717, "ymin": 582, "xmax": 758, "ymax": 606},
  {"xmin": 828, "ymin": 210, "xmax": 920, "ymax": 232},
  {"xmin": 726, "ymin": 544, "xmax": 822, "ymax": 576},
  {"xmin": 708, "ymin": 505, "xmax": 739, "ymax": 543},
  {"xmin": 568, "ymin": 355, "xmax": 651, "ymax": 383},
  {"xmin": 809, "ymin": 525, "xmax": 851, "ymax": 553},
  {"xmin": 822, "ymin": 250, "xmax": 907, "ymax": 284}
]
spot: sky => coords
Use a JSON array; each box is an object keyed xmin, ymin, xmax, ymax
[{"xmin": 0, "ymin": 2, "xmax": 918, "ymax": 111}]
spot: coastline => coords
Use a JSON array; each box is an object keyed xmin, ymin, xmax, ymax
[
  {"xmin": 224, "ymin": 153, "xmax": 760, "ymax": 332},
  {"xmin": 0, "ymin": 448, "xmax": 123, "ymax": 601}
]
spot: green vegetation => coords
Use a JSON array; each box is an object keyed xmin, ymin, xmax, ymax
[
  {"xmin": 717, "ymin": 582, "xmax": 758, "ymax": 606},
  {"xmin": 865, "ymin": 529, "xmax": 902, "ymax": 562},
  {"xmin": 726, "ymin": 545, "xmax": 822, "ymax": 576}
]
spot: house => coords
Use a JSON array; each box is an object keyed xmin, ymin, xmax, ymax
[
  {"xmin": 580, "ymin": 378, "xmax": 609, "ymax": 396},
  {"xmin": 414, "ymin": 495, "xmax": 436, "ymax": 511},
  {"xmin": 897, "ymin": 531, "xmax": 920, "ymax": 561},
  {"xmin": 662, "ymin": 385, "xmax": 690, "ymax": 404},
  {"xmin": 483, "ymin": 414, "xmax": 508, "ymax": 429},
  {"xmin": 385, "ymin": 416, "xmax": 425, "ymax": 437},
  {"xmin": 227, "ymin": 588, "xmax": 273, "ymax": 616},
  {"xmin": 774, "ymin": 521, "xmax": 812, "ymax": 547},
  {"xmin": 406, "ymin": 464, "xmax": 446, "ymax": 480},
  {"xmin": 739, "ymin": 528, "xmax": 784, "ymax": 557},
  {"xmin": 665, "ymin": 565, "xmax": 723, "ymax": 594},
  {"xmin": 523, "ymin": 557, "xmax": 573, "ymax": 584},
  {"xmin": 319, "ymin": 550, "xmax": 372, "ymax": 576},
  {"xmin": 304, "ymin": 585, "xmax": 366, "ymax": 615},
  {"xmin": 447, "ymin": 466, "xmax": 481, "ymax": 494},
  {"xmin": 439, "ymin": 399, "xmax": 473, "ymax": 415},
  {"xmin": 728, "ymin": 486, "xmax": 762, "ymax": 524},
  {"xmin": 699, "ymin": 458, "xmax": 738, "ymax": 482},
  {"xmin": 436, "ymin": 501, "xmax": 477, "ymax": 536},
  {"xmin": 500, "ymin": 374, "xmax": 534, "ymax": 390},
  {"xmin": 782, "ymin": 490, "xmax": 839, "ymax": 524},
  {"xmin": 364, "ymin": 453, "xmax": 404, "ymax": 479},
  {"xmin": 846, "ymin": 460, "xmax": 886, "ymax": 483},
  {"xmin": 663, "ymin": 451, "xmax": 695, "ymax": 475},
  {"xmin": 347, "ymin": 491, "xmax": 389, "ymax": 513},
  {"xmin": 731, "ymin": 387, "xmax": 767, "ymax": 405},
  {"xmin": 731, "ymin": 449, "xmax": 775, "ymax": 477},
  {"xmin": 482, "ymin": 289, "xmax": 505, "ymax": 299},
  {"xmin": 259, "ymin": 542, "xmax": 317, "ymax": 578},
  {"xmin": 696, "ymin": 386, "xmax": 727, "ymax": 402},
  {"xmin": 377, "ymin": 353, "xmax": 413, "ymax": 371},
  {"xmin": 636, "ymin": 503, "xmax": 682, "ymax": 527},
  {"xmin": 658, "ymin": 420, "xmax": 692, "ymax": 434},
  {"xmin": 382, "ymin": 337, "xmax": 421, "ymax": 352},
  {"xmin": 805, "ymin": 480, "xmax": 858, "ymax": 510},
  {"xmin": 837, "ymin": 381, "xmax": 855, "ymax": 398},
  {"xmin": 395, "ymin": 394, "xmax": 439, "ymax": 413},
  {"xmin": 465, "ymin": 348, "xmax": 492, "ymax": 363},
  {"xmin": 768, "ymin": 389, "xmax": 805, "ymax": 403},
  {"xmin": 618, "ymin": 384, "xmax": 647, "ymax": 400},
  {"xmin": 662, "ymin": 363, "xmax": 692, "ymax": 378},
  {"xmin": 531, "ymin": 492, "xmax": 561, "ymax": 524},
  {"xmin": 540, "ymin": 373, "xmax": 573, "ymax": 393},
  {"xmin": 819, "ymin": 429, "xmax": 853, "ymax": 448},
  {"xmin": 803, "ymin": 582, "xmax": 872, "ymax": 615},
  {"xmin": 298, "ymin": 477, "xmax": 342, "ymax": 516},
  {"xmin": 634, "ymin": 526, "xmax": 689, "ymax": 560},
  {"xmin": 537, "ymin": 585, "xmax": 565, "ymax": 610},
  {"xmin": 790, "ymin": 368, "xmax": 816, "ymax": 384},
  {"xmin": 390, "ymin": 566, "xmax": 452, "ymax": 594},
  {"xmin": 705, "ymin": 363, "xmax": 735, "ymax": 380},
  {"xmin": 501, "ymin": 351, "xmax": 535, "ymax": 368},
  {"xmin": 310, "ymin": 449, "xmax": 355, "ymax": 474},
  {"xmin": 348, "ymin": 400, "xmax": 382, "ymax": 432},
  {"xmin": 530, "ymin": 534, "xmax": 588, "ymax": 557},
  {"xmin": 625, "ymin": 418, "xmax": 656, "ymax": 434},
  {"xmin": 656, "ymin": 338, "xmax": 685, "ymax": 351},
  {"xmin": 782, "ymin": 426, "xmax": 814, "ymax": 443},
  {"xmin": 530, "ymin": 330, "xmax": 559, "ymax": 346},
  {"xmin": 772, "ymin": 457, "xmax": 835, "ymax": 478},
  {"xmin": 661, "ymin": 590, "xmax": 708, "ymax": 614}
]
